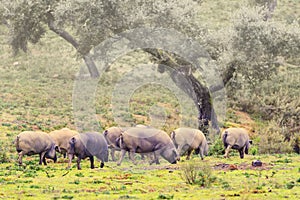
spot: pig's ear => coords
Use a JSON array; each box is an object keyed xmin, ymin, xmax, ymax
[
  {"xmin": 71, "ymin": 137, "xmax": 76, "ymax": 144},
  {"xmin": 115, "ymin": 137, "xmax": 120, "ymax": 148},
  {"xmin": 55, "ymin": 145, "xmax": 61, "ymax": 152},
  {"xmin": 115, "ymin": 134, "xmax": 124, "ymax": 148},
  {"xmin": 103, "ymin": 130, "xmax": 108, "ymax": 136},
  {"xmin": 170, "ymin": 131, "xmax": 176, "ymax": 139}
]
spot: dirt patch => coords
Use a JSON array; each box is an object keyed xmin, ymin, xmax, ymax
[
  {"xmin": 141, "ymin": 164, "xmax": 180, "ymax": 171},
  {"xmin": 119, "ymin": 161, "xmax": 274, "ymax": 172},
  {"xmin": 118, "ymin": 164, "xmax": 180, "ymax": 171},
  {"xmin": 213, "ymin": 162, "xmax": 272, "ymax": 171}
]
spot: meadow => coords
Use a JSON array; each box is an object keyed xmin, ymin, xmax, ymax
[
  {"xmin": 0, "ymin": 0, "xmax": 300, "ymax": 199},
  {"xmin": 0, "ymin": 147, "xmax": 299, "ymax": 199}
]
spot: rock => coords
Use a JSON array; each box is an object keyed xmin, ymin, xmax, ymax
[{"xmin": 252, "ymin": 160, "xmax": 262, "ymax": 167}]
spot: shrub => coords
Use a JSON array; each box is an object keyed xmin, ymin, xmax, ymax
[
  {"xmin": 208, "ymin": 137, "xmax": 224, "ymax": 156},
  {"xmin": 157, "ymin": 194, "xmax": 174, "ymax": 199},
  {"xmin": 180, "ymin": 160, "xmax": 216, "ymax": 187},
  {"xmin": 292, "ymin": 135, "xmax": 300, "ymax": 154},
  {"xmin": 250, "ymin": 146, "xmax": 258, "ymax": 155},
  {"xmin": 258, "ymin": 121, "xmax": 293, "ymax": 154},
  {"xmin": 0, "ymin": 141, "xmax": 11, "ymax": 163},
  {"xmin": 0, "ymin": 151, "xmax": 10, "ymax": 163}
]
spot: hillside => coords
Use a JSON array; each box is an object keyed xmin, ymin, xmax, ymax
[
  {"xmin": 0, "ymin": 0, "xmax": 299, "ymax": 133},
  {"xmin": 0, "ymin": 1, "xmax": 299, "ymax": 199}
]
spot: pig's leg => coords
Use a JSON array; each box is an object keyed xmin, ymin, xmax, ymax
[
  {"xmin": 224, "ymin": 145, "xmax": 232, "ymax": 158},
  {"xmin": 90, "ymin": 156, "xmax": 94, "ymax": 169},
  {"xmin": 18, "ymin": 151, "xmax": 24, "ymax": 165},
  {"xmin": 117, "ymin": 150, "xmax": 126, "ymax": 166},
  {"xmin": 77, "ymin": 156, "xmax": 82, "ymax": 170}
]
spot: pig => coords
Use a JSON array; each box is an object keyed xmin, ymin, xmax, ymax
[
  {"xmin": 135, "ymin": 124, "xmax": 151, "ymax": 128},
  {"xmin": 49, "ymin": 128, "xmax": 78, "ymax": 158},
  {"xmin": 171, "ymin": 127, "xmax": 209, "ymax": 160},
  {"xmin": 67, "ymin": 132, "xmax": 108, "ymax": 170},
  {"xmin": 103, "ymin": 125, "xmax": 152, "ymax": 161},
  {"xmin": 222, "ymin": 127, "xmax": 251, "ymax": 159},
  {"xmin": 103, "ymin": 126, "xmax": 125, "ymax": 161},
  {"xmin": 15, "ymin": 131, "xmax": 58, "ymax": 165},
  {"xmin": 116, "ymin": 127, "xmax": 179, "ymax": 166}
]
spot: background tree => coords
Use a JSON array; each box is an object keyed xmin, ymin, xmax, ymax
[{"xmin": 1, "ymin": 0, "xmax": 299, "ymax": 136}]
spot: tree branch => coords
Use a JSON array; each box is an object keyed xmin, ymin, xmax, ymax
[
  {"xmin": 46, "ymin": 12, "xmax": 99, "ymax": 78},
  {"xmin": 46, "ymin": 13, "xmax": 79, "ymax": 49}
]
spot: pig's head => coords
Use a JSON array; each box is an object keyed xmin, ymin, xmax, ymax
[
  {"xmin": 104, "ymin": 128, "xmax": 123, "ymax": 148},
  {"xmin": 45, "ymin": 144, "xmax": 58, "ymax": 163},
  {"xmin": 161, "ymin": 143, "xmax": 180, "ymax": 164},
  {"xmin": 68, "ymin": 137, "xmax": 77, "ymax": 155}
]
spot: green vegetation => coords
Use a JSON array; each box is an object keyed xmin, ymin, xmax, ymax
[
  {"xmin": 0, "ymin": 0, "xmax": 299, "ymax": 199},
  {"xmin": 0, "ymin": 155, "xmax": 299, "ymax": 199}
]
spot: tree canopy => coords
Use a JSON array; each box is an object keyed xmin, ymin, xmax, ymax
[{"xmin": 1, "ymin": 0, "xmax": 299, "ymax": 134}]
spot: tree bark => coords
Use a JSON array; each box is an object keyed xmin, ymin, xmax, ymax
[
  {"xmin": 169, "ymin": 66, "xmax": 219, "ymax": 133},
  {"xmin": 145, "ymin": 49, "xmax": 219, "ymax": 133},
  {"xmin": 46, "ymin": 12, "xmax": 99, "ymax": 78}
]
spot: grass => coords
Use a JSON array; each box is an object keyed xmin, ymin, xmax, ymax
[{"xmin": 0, "ymin": 154, "xmax": 299, "ymax": 199}]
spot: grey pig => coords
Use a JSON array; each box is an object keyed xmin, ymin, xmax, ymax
[{"xmin": 67, "ymin": 132, "xmax": 108, "ymax": 170}]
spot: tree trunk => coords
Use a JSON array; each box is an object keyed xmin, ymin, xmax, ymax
[
  {"xmin": 82, "ymin": 54, "xmax": 100, "ymax": 78},
  {"xmin": 46, "ymin": 12, "xmax": 99, "ymax": 78},
  {"xmin": 168, "ymin": 66, "xmax": 219, "ymax": 134},
  {"xmin": 146, "ymin": 48, "xmax": 219, "ymax": 134}
]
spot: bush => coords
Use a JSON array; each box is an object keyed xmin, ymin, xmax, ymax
[
  {"xmin": 291, "ymin": 134, "xmax": 300, "ymax": 154},
  {"xmin": 0, "ymin": 141, "xmax": 11, "ymax": 163},
  {"xmin": 0, "ymin": 151, "xmax": 10, "ymax": 163},
  {"xmin": 208, "ymin": 137, "xmax": 224, "ymax": 156},
  {"xmin": 180, "ymin": 160, "xmax": 216, "ymax": 187},
  {"xmin": 258, "ymin": 121, "xmax": 293, "ymax": 154}
]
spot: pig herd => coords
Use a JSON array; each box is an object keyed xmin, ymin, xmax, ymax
[{"xmin": 14, "ymin": 126, "xmax": 251, "ymax": 170}]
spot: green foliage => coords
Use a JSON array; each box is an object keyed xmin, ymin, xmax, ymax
[
  {"xmin": 1, "ymin": 153, "xmax": 300, "ymax": 199},
  {"xmin": 285, "ymin": 181, "xmax": 295, "ymax": 189},
  {"xmin": 208, "ymin": 137, "xmax": 224, "ymax": 156},
  {"xmin": 221, "ymin": 180, "xmax": 231, "ymax": 190},
  {"xmin": 232, "ymin": 6, "xmax": 300, "ymax": 80},
  {"xmin": 180, "ymin": 160, "xmax": 215, "ymax": 187},
  {"xmin": 258, "ymin": 121, "xmax": 293, "ymax": 154},
  {"xmin": 232, "ymin": 66, "xmax": 299, "ymax": 131},
  {"xmin": 71, "ymin": 179, "xmax": 80, "ymax": 185},
  {"xmin": 1, "ymin": 0, "xmax": 299, "ymax": 135},
  {"xmin": 61, "ymin": 195, "xmax": 74, "ymax": 199},
  {"xmin": 158, "ymin": 194, "xmax": 174, "ymax": 199},
  {"xmin": 2, "ymin": 0, "xmax": 203, "ymax": 55},
  {"xmin": 201, "ymin": 5, "xmax": 300, "ymax": 133},
  {"xmin": 0, "ymin": 141, "xmax": 11, "ymax": 163},
  {"xmin": 1, "ymin": 1, "xmax": 51, "ymax": 54},
  {"xmin": 273, "ymin": 158, "xmax": 292, "ymax": 164},
  {"xmin": 250, "ymin": 146, "xmax": 258, "ymax": 155},
  {"xmin": 74, "ymin": 172, "xmax": 84, "ymax": 177}
]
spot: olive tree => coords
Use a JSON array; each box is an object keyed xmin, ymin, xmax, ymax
[
  {"xmin": 1, "ymin": 1, "xmax": 299, "ymax": 134},
  {"xmin": 1, "ymin": 0, "xmax": 218, "ymax": 133}
]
